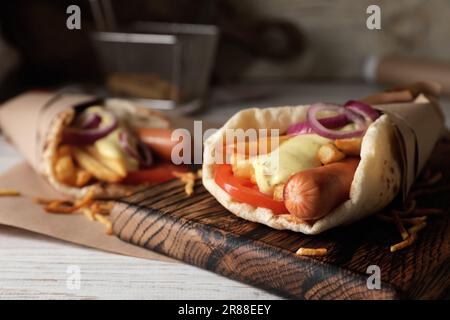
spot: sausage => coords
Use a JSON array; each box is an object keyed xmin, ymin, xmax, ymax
[
  {"xmin": 137, "ymin": 128, "xmax": 181, "ymax": 162},
  {"xmin": 283, "ymin": 158, "xmax": 359, "ymax": 220}
]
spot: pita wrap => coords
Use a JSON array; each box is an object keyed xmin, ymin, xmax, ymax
[
  {"xmin": 0, "ymin": 92, "xmax": 169, "ymax": 199},
  {"xmin": 202, "ymin": 87, "xmax": 443, "ymax": 234},
  {"xmin": 45, "ymin": 99, "xmax": 171, "ymax": 199},
  {"xmin": 203, "ymin": 107, "xmax": 401, "ymax": 234}
]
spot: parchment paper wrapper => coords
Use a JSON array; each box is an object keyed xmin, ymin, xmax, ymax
[
  {"xmin": 0, "ymin": 162, "xmax": 173, "ymax": 262},
  {"xmin": 370, "ymin": 87, "xmax": 444, "ymax": 200},
  {"xmin": 0, "ymin": 91, "xmax": 185, "ymax": 261},
  {"xmin": 0, "ymin": 92, "xmax": 96, "ymax": 174}
]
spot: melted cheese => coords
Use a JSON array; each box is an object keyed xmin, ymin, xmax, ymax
[
  {"xmin": 251, "ymin": 134, "xmax": 330, "ymax": 194},
  {"xmin": 77, "ymin": 107, "xmax": 139, "ymax": 173},
  {"xmin": 94, "ymin": 129, "xmax": 139, "ymax": 171}
]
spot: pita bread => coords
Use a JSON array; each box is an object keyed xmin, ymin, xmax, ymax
[
  {"xmin": 202, "ymin": 106, "xmax": 401, "ymax": 234},
  {"xmin": 42, "ymin": 99, "xmax": 170, "ymax": 199}
]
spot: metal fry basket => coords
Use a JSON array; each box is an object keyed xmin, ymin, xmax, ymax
[{"xmin": 91, "ymin": 22, "xmax": 218, "ymax": 114}]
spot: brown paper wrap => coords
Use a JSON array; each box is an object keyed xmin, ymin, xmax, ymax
[
  {"xmin": 0, "ymin": 91, "xmax": 176, "ymax": 261},
  {"xmin": 0, "ymin": 92, "xmax": 96, "ymax": 174},
  {"xmin": 0, "ymin": 162, "xmax": 172, "ymax": 262},
  {"xmin": 0, "ymin": 91, "xmax": 218, "ymax": 260},
  {"xmin": 366, "ymin": 83, "xmax": 444, "ymax": 200},
  {"xmin": 0, "ymin": 91, "xmax": 175, "ymax": 199}
]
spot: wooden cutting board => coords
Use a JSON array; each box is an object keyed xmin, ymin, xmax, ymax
[{"xmin": 111, "ymin": 138, "xmax": 450, "ymax": 300}]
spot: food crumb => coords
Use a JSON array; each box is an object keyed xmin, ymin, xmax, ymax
[
  {"xmin": 174, "ymin": 171, "xmax": 197, "ymax": 196},
  {"xmin": 0, "ymin": 189, "xmax": 21, "ymax": 197},
  {"xmin": 295, "ymin": 247, "xmax": 328, "ymax": 256}
]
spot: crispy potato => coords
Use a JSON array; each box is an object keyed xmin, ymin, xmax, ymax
[
  {"xmin": 54, "ymin": 155, "xmax": 76, "ymax": 185},
  {"xmin": 85, "ymin": 146, "xmax": 127, "ymax": 177},
  {"xmin": 90, "ymin": 201, "xmax": 113, "ymax": 215},
  {"xmin": 334, "ymin": 138, "xmax": 362, "ymax": 156},
  {"xmin": 82, "ymin": 207, "xmax": 95, "ymax": 221},
  {"xmin": 273, "ymin": 184, "xmax": 285, "ymax": 201},
  {"xmin": 231, "ymin": 152, "xmax": 255, "ymax": 181},
  {"xmin": 73, "ymin": 147, "xmax": 123, "ymax": 183},
  {"xmin": 296, "ymin": 247, "xmax": 328, "ymax": 256},
  {"xmin": 94, "ymin": 213, "xmax": 113, "ymax": 235},
  {"xmin": 57, "ymin": 145, "xmax": 72, "ymax": 157},
  {"xmin": 230, "ymin": 135, "xmax": 291, "ymax": 158},
  {"xmin": 390, "ymin": 233, "xmax": 417, "ymax": 252},
  {"xmin": 317, "ymin": 143, "xmax": 346, "ymax": 165},
  {"xmin": 173, "ymin": 171, "xmax": 196, "ymax": 196},
  {"xmin": 75, "ymin": 170, "xmax": 92, "ymax": 187},
  {"xmin": 0, "ymin": 189, "xmax": 20, "ymax": 196}
]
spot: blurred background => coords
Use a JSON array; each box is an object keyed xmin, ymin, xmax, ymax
[{"xmin": 0, "ymin": 0, "xmax": 449, "ymax": 121}]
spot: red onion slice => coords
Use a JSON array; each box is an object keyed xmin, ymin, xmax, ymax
[
  {"xmin": 119, "ymin": 131, "xmax": 153, "ymax": 168},
  {"xmin": 78, "ymin": 112, "xmax": 102, "ymax": 129},
  {"xmin": 287, "ymin": 114, "xmax": 349, "ymax": 135},
  {"xmin": 119, "ymin": 131, "xmax": 139, "ymax": 158},
  {"xmin": 137, "ymin": 142, "xmax": 154, "ymax": 168},
  {"xmin": 62, "ymin": 111, "xmax": 118, "ymax": 145},
  {"xmin": 306, "ymin": 103, "xmax": 367, "ymax": 139},
  {"xmin": 344, "ymin": 100, "xmax": 380, "ymax": 122}
]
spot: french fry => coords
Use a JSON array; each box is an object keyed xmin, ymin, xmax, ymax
[
  {"xmin": 408, "ymin": 222, "xmax": 427, "ymax": 234},
  {"xmin": 174, "ymin": 171, "xmax": 196, "ymax": 196},
  {"xmin": 54, "ymin": 155, "xmax": 76, "ymax": 185},
  {"xmin": 335, "ymin": 138, "xmax": 362, "ymax": 156},
  {"xmin": 90, "ymin": 201, "xmax": 113, "ymax": 215},
  {"xmin": 296, "ymin": 247, "xmax": 328, "ymax": 256},
  {"xmin": 74, "ymin": 188, "xmax": 96, "ymax": 208},
  {"xmin": 317, "ymin": 143, "xmax": 346, "ymax": 165},
  {"xmin": 402, "ymin": 216, "xmax": 427, "ymax": 225},
  {"xmin": 75, "ymin": 170, "xmax": 92, "ymax": 187},
  {"xmin": 223, "ymin": 135, "xmax": 292, "ymax": 162},
  {"xmin": 43, "ymin": 188, "xmax": 95, "ymax": 214},
  {"xmin": 44, "ymin": 200, "xmax": 76, "ymax": 214},
  {"xmin": 0, "ymin": 189, "xmax": 21, "ymax": 196},
  {"xmin": 390, "ymin": 233, "xmax": 417, "ymax": 252},
  {"xmin": 94, "ymin": 214, "xmax": 113, "ymax": 235},
  {"xmin": 73, "ymin": 147, "xmax": 123, "ymax": 183},
  {"xmin": 231, "ymin": 152, "xmax": 255, "ymax": 181},
  {"xmin": 81, "ymin": 207, "xmax": 95, "ymax": 221},
  {"xmin": 273, "ymin": 184, "xmax": 285, "ymax": 201},
  {"xmin": 57, "ymin": 145, "xmax": 72, "ymax": 157},
  {"xmin": 85, "ymin": 146, "xmax": 127, "ymax": 178}
]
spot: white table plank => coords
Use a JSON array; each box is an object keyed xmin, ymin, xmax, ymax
[{"xmin": 0, "ymin": 225, "xmax": 279, "ymax": 300}]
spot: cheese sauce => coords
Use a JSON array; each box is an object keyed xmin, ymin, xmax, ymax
[{"xmin": 252, "ymin": 134, "xmax": 330, "ymax": 194}]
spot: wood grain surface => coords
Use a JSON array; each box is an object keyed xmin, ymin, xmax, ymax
[{"xmin": 112, "ymin": 138, "xmax": 450, "ymax": 300}]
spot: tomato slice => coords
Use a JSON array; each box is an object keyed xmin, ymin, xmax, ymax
[
  {"xmin": 214, "ymin": 164, "xmax": 287, "ymax": 214},
  {"xmin": 123, "ymin": 163, "xmax": 187, "ymax": 185}
]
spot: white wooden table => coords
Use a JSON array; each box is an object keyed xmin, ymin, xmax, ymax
[{"xmin": 1, "ymin": 82, "xmax": 449, "ymax": 300}]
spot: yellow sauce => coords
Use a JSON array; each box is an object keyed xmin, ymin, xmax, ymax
[
  {"xmin": 251, "ymin": 134, "xmax": 330, "ymax": 194},
  {"xmin": 82, "ymin": 107, "xmax": 138, "ymax": 171}
]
